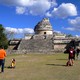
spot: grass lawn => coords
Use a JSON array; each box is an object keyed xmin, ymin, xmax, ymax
[{"xmin": 0, "ymin": 53, "xmax": 80, "ymax": 80}]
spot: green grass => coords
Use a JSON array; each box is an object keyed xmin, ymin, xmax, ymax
[{"xmin": 0, "ymin": 53, "xmax": 80, "ymax": 80}]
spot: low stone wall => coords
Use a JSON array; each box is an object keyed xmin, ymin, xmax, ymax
[
  {"xmin": 8, "ymin": 37, "xmax": 80, "ymax": 54},
  {"xmin": 6, "ymin": 49, "xmax": 65, "ymax": 54}
]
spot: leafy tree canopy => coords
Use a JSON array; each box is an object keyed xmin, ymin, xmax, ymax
[
  {"xmin": 66, "ymin": 34, "xmax": 73, "ymax": 37},
  {"xmin": 0, "ymin": 24, "xmax": 8, "ymax": 49}
]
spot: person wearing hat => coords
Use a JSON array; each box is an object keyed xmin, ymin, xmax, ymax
[{"xmin": 0, "ymin": 45, "xmax": 7, "ymax": 73}]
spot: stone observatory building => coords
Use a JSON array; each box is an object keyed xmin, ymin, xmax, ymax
[
  {"xmin": 8, "ymin": 18, "xmax": 80, "ymax": 54},
  {"xmin": 16, "ymin": 18, "xmax": 55, "ymax": 53},
  {"xmin": 34, "ymin": 18, "xmax": 53, "ymax": 35},
  {"xmin": 24, "ymin": 18, "xmax": 53, "ymax": 40}
]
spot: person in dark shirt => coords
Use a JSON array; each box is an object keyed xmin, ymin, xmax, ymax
[
  {"xmin": 76, "ymin": 47, "xmax": 80, "ymax": 59},
  {"xmin": 68, "ymin": 47, "xmax": 75, "ymax": 66}
]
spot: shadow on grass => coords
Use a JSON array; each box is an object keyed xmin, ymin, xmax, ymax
[
  {"xmin": 56, "ymin": 59, "xmax": 67, "ymax": 60},
  {"xmin": 5, "ymin": 66, "xmax": 15, "ymax": 69},
  {"xmin": 46, "ymin": 63, "xmax": 66, "ymax": 67}
]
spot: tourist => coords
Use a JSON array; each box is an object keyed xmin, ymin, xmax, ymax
[
  {"xmin": 10, "ymin": 58, "xmax": 16, "ymax": 68},
  {"xmin": 0, "ymin": 45, "xmax": 7, "ymax": 72},
  {"xmin": 68, "ymin": 47, "xmax": 75, "ymax": 66},
  {"xmin": 7, "ymin": 58, "xmax": 16, "ymax": 69},
  {"xmin": 76, "ymin": 47, "xmax": 80, "ymax": 59}
]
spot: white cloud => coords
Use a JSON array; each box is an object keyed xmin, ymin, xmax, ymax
[
  {"xmin": 1, "ymin": 1, "xmax": 77, "ymax": 18},
  {"xmin": 0, "ymin": 0, "xmax": 21, "ymax": 6},
  {"xmin": 5, "ymin": 27, "xmax": 34, "ymax": 34},
  {"xmin": 54, "ymin": 30, "xmax": 62, "ymax": 34},
  {"xmin": 45, "ymin": 12, "xmax": 52, "ymax": 17},
  {"xmin": 29, "ymin": 0, "xmax": 51, "ymax": 15},
  {"xmin": 0, "ymin": 0, "xmax": 57, "ymax": 7},
  {"xmin": 23, "ymin": 28, "xmax": 34, "ymax": 33},
  {"xmin": 0, "ymin": 0, "xmax": 57, "ymax": 15},
  {"xmin": 19, "ymin": 0, "xmax": 31, "ymax": 6},
  {"xmin": 68, "ymin": 17, "xmax": 80, "ymax": 28},
  {"xmin": 46, "ymin": 3, "xmax": 77, "ymax": 18},
  {"xmin": 63, "ymin": 17, "xmax": 80, "ymax": 31},
  {"xmin": 5, "ymin": 27, "xmax": 18, "ymax": 33},
  {"xmin": 50, "ymin": 0, "xmax": 57, "ymax": 7},
  {"xmin": 68, "ymin": 17, "xmax": 80, "ymax": 31},
  {"xmin": 75, "ymin": 35, "xmax": 80, "ymax": 38},
  {"xmin": 64, "ymin": 27, "xmax": 75, "ymax": 31},
  {"xmin": 16, "ymin": 7, "xmax": 26, "ymax": 14}
]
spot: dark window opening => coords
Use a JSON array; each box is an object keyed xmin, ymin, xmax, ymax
[{"xmin": 44, "ymin": 32, "xmax": 46, "ymax": 34}]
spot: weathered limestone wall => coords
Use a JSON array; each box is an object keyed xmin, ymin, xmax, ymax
[
  {"xmin": 7, "ymin": 37, "xmax": 80, "ymax": 54},
  {"xmin": 53, "ymin": 38, "xmax": 71, "ymax": 51},
  {"xmin": 54, "ymin": 44, "xmax": 66, "ymax": 51},
  {"xmin": 35, "ymin": 31, "xmax": 53, "ymax": 35},
  {"xmin": 18, "ymin": 38, "xmax": 54, "ymax": 51}
]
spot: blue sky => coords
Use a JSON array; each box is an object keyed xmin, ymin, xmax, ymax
[{"xmin": 0, "ymin": 0, "xmax": 80, "ymax": 38}]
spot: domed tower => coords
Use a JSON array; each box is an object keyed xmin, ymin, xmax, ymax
[{"xmin": 34, "ymin": 18, "xmax": 53, "ymax": 35}]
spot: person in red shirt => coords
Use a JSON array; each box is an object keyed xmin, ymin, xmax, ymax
[
  {"xmin": 0, "ymin": 45, "xmax": 6, "ymax": 72},
  {"xmin": 68, "ymin": 47, "xmax": 75, "ymax": 66}
]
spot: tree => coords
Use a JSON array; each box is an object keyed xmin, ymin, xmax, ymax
[
  {"xmin": 0, "ymin": 24, "xmax": 8, "ymax": 49},
  {"xmin": 66, "ymin": 34, "xmax": 73, "ymax": 37},
  {"xmin": 5, "ymin": 31, "xmax": 15, "ymax": 40}
]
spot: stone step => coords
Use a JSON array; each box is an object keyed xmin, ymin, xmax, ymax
[{"xmin": 18, "ymin": 39, "xmax": 54, "ymax": 51}]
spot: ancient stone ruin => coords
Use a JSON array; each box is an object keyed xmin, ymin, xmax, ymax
[{"xmin": 8, "ymin": 18, "xmax": 80, "ymax": 54}]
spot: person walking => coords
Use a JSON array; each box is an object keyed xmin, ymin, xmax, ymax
[
  {"xmin": 68, "ymin": 47, "xmax": 75, "ymax": 66},
  {"xmin": 0, "ymin": 45, "xmax": 7, "ymax": 73},
  {"xmin": 76, "ymin": 47, "xmax": 80, "ymax": 59}
]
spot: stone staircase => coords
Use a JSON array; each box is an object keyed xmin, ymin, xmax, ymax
[{"xmin": 18, "ymin": 39, "xmax": 54, "ymax": 53}]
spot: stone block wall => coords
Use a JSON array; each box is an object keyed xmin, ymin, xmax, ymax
[
  {"xmin": 7, "ymin": 37, "xmax": 80, "ymax": 54},
  {"xmin": 18, "ymin": 38, "xmax": 54, "ymax": 52}
]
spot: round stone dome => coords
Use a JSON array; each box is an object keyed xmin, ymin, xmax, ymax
[{"xmin": 34, "ymin": 18, "xmax": 53, "ymax": 35}]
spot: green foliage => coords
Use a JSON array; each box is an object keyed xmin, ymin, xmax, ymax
[
  {"xmin": 66, "ymin": 34, "xmax": 73, "ymax": 37},
  {"xmin": 0, "ymin": 24, "xmax": 8, "ymax": 49}
]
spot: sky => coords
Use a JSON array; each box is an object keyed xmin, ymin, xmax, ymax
[{"xmin": 0, "ymin": 0, "xmax": 80, "ymax": 38}]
